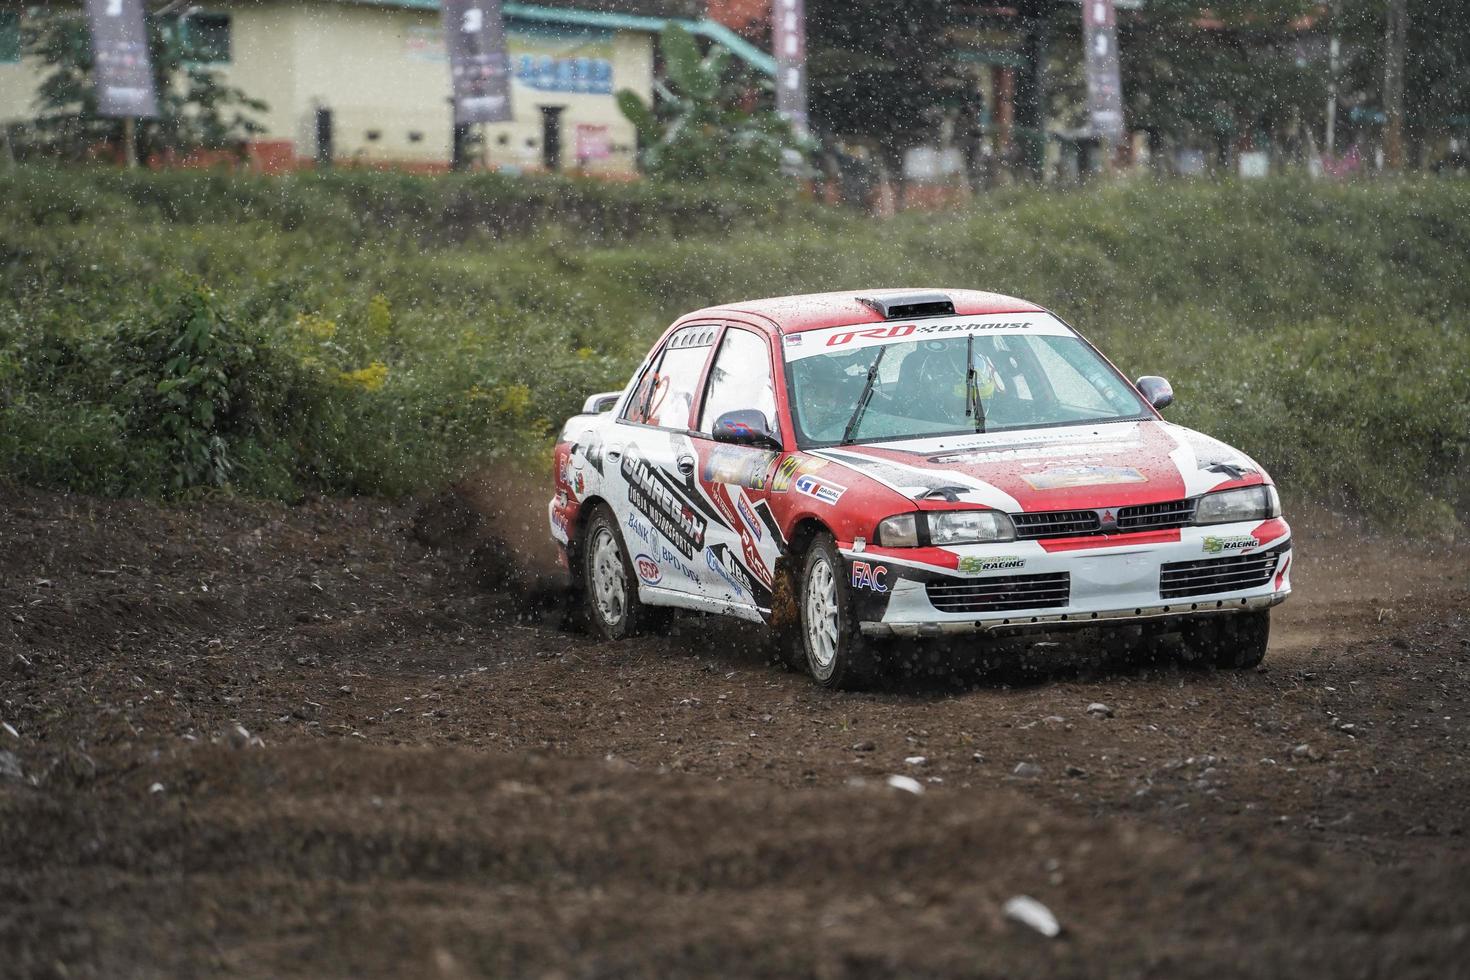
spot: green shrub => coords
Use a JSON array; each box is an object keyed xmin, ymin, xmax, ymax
[{"xmin": 0, "ymin": 169, "xmax": 1465, "ymax": 529}]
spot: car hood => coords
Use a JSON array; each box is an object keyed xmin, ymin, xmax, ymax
[{"xmin": 807, "ymin": 420, "xmax": 1265, "ymax": 513}]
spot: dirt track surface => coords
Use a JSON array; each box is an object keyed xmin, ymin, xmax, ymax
[{"xmin": 3, "ymin": 484, "xmax": 1469, "ymax": 978}]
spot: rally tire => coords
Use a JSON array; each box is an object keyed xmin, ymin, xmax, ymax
[
  {"xmin": 580, "ymin": 503, "xmax": 649, "ymax": 641},
  {"xmin": 798, "ymin": 533, "xmax": 882, "ymax": 689},
  {"xmin": 1181, "ymin": 610, "xmax": 1271, "ymax": 670}
]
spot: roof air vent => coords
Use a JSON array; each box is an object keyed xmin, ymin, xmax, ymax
[{"xmin": 857, "ymin": 291, "xmax": 956, "ymax": 320}]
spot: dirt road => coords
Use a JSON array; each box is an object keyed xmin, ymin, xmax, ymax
[{"xmin": 2, "ymin": 485, "xmax": 1468, "ymax": 978}]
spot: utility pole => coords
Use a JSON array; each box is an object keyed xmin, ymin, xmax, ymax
[
  {"xmin": 123, "ymin": 117, "xmax": 138, "ymax": 169},
  {"xmin": 1015, "ymin": 0, "xmax": 1054, "ymax": 181},
  {"xmin": 1325, "ymin": 0, "xmax": 1340, "ymax": 156},
  {"xmin": 1383, "ymin": 0, "xmax": 1407, "ymax": 170}
]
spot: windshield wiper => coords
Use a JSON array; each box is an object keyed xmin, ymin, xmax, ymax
[
  {"xmin": 965, "ymin": 333, "xmax": 986, "ymax": 433},
  {"xmin": 841, "ymin": 346, "xmax": 888, "ymax": 445}
]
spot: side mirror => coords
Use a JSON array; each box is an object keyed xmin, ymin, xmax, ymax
[
  {"xmin": 582, "ymin": 391, "xmax": 621, "ymax": 414},
  {"xmin": 1135, "ymin": 376, "xmax": 1174, "ymax": 411},
  {"xmin": 712, "ymin": 409, "xmax": 780, "ymax": 449}
]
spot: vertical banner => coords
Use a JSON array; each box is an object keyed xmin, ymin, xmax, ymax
[
  {"xmin": 441, "ymin": 0, "xmax": 512, "ymax": 124},
  {"xmin": 772, "ymin": 0, "xmax": 807, "ymax": 136},
  {"xmin": 1081, "ymin": 0, "xmax": 1124, "ymax": 140},
  {"xmin": 85, "ymin": 0, "xmax": 158, "ymax": 118}
]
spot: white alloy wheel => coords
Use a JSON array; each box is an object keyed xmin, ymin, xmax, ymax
[
  {"xmin": 804, "ymin": 552, "xmax": 840, "ymax": 671},
  {"xmin": 589, "ymin": 524, "xmax": 627, "ymax": 627}
]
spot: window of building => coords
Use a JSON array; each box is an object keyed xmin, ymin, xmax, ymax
[
  {"xmin": 0, "ymin": 11, "xmax": 21, "ymax": 65},
  {"xmin": 182, "ymin": 13, "xmax": 231, "ymax": 64}
]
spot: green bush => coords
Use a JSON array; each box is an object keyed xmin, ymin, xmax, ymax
[{"xmin": 0, "ymin": 169, "xmax": 1465, "ymax": 529}]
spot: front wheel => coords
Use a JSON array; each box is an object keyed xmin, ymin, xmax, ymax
[
  {"xmin": 1181, "ymin": 609, "xmax": 1270, "ymax": 669},
  {"xmin": 580, "ymin": 503, "xmax": 649, "ymax": 641},
  {"xmin": 799, "ymin": 534, "xmax": 882, "ymax": 689}
]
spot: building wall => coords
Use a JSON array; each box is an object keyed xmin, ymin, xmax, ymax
[{"xmin": 0, "ymin": 1, "xmax": 650, "ymax": 174}]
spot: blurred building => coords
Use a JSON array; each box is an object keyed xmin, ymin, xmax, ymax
[{"xmin": 0, "ymin": 0, "xmax": 770, "ymax": 173}]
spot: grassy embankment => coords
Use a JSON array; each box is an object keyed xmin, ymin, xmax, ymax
[{"xmin": 1, "ymin": 169, "xmax": 1466, "ymax": 530}]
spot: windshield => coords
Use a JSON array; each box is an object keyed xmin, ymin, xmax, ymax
[{"xmin": 784, "ymin": 319, "xmax": 1150, "ymax": 447}]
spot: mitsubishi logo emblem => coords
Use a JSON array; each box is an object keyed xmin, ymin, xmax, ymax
[{"xmin": 1097, "ymin": 508, "xmax": 1118, "ymax": 530}]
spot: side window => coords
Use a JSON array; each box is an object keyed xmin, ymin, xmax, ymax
[
  {"xmin": 699, "ymin": 328, "xmax": 780, "ymax": 435},
  {"xmin": 621, "ymin": 325, "xmax": 717, "ymax": 429}
]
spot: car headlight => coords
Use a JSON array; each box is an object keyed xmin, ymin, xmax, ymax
[
  {"xmin": 1195, "ymin": 485, "xmax": 1281, "ymax": 525},
  {"xmin": 875, "ymin": 511, "xmax": 1017, "ymax": 547},
  {"xmin": 931, "ymin": 510, "xmax": 1016, "ymax": 545},
  {"xmin": 875, "ymin": 514, "xmax": 919, "ymax": 547}
]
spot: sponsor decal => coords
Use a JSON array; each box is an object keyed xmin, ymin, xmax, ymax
[
  {"xmin": 634, "ymin": 554, "xmax": 662, "ymax": 585},
  {"xmin": 784, "ymin": 333, "xmax": 803, "ymax": 346},
  {"xmin": 957, "ymin": 555, "xmax": 1025, "ymax": 573},
  {"xmin": 660, "ymin": 544, "xmax": 698, "ymax": 581},
  {"xmin": 770, "ymin": 455, "xmax": 826, "ymax": 493},
  {"xmin": 625, "ymin": 512, "xmax": 655, "ymax": 545},
  {"xmin": 701, "ymin": 446, "xmax": 778, "ymax": 489},
  {"xmin": 550, "ymin": 512, "xmax": 569, "ymax": 537},
  {"xmin": 794, "ymin": 473, "xmax": 847, "ymax": 505},
  {"xmin": 708, "ymin": 544, "xmax": 756, "ymax": 598},
  {"xmin": 1021, "ymin": 465, "xmax": 1148, "ymax": 490},
  {"xmin": 621, "ymin": 447, "xmax": 708, "ymax": 558},
  {"xmin": 572, "ymin": 431, "xmax": 604, "ymax": 475},
  {"xmin": 1203, "ymin": 534, "xmax": 1257, "ymax": 554},
  {"xmin": 824, "ymin": 321, "xmax": 1039, "ymax": 349},
  {"xmin": 573, "ymin": 472, "xmax": 585, "ymax": 496},
  {"xmin": 736, "ymin": 495, "xmax": 763, "ymax": 541},
  {"xmin": 851, "ymin": 560, "xmax": 889, "ymax": 592}
]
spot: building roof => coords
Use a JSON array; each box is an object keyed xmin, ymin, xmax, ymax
[
  {"xmin": 687, "ymin": 288, "xmax": 1048, "ymax": 334},
  {"xmin": 339, "ymin": 0, "xmax": 776, "ymax": 74},
  {"xmin": 342, "ymin": 0, "xmax": 702, "ymax": 17}
]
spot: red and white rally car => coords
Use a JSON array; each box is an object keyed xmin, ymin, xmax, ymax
[{"xmin": 549, "ymin": 289, "xmax": 1292, "ymax": 687}]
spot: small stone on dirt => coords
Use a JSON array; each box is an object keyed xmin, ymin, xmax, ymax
[
  {"xmin": 851, "ymin": 740, "xmax": 875, "ymax": 753},
  {"xmin": 1291, "ymin": 744, "xmax": 1315, "ymax": 760},
  {"xmin": 1065, "ymin": 765, "xmax": 1087, "ymax": 778},
  {"xmin": 227, "ymin": 724, "xmax": 262, "ymax": 749},
  {"xmin": 886, "ymin": 774, "xmax": 924, "ymax": 795},
  {"xmin": 149, "ymin": 782, "xmax": 165, "ymax": 794},
  {"xmin": 1003, "ymin": 895, "xmax": 1061, "ymax": 937},
  {"xmin": 0, "ymin": 751, "xmax": 23, "ymax": 782},
  {"xmin": 1013, "ymin": 762, "xmax": 1043, "ymax": 779},
  {"xmin": 1087, "ymin": 702, "xmax": 1114, "ymax": 718},
  {"xmin": 905, "ymin": 755, "xmax": 928, "ymax": 766}
]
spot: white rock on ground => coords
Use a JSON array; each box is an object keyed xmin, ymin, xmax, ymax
[
  {"xmin": 885, "ymin": 774, "xmax": 924, "ymax": 795},
  {"xmin": 1004, "ymin": 895, "xmax": 1061, "ymax": 937}
]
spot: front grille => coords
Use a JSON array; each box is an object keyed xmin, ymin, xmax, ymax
[
  {"xmin": 1159, "ymin": 542, "xmax": 1289, "ymax": 599},
  {"xmin": 1013, "ymin": 510, "xmax": 1100, "ymax": 539},
  {"xmin": 926, "ymin": 572, "xmax": 1070, "ymax": 613},
  {"xmin": 1013, "ymin": 498, "xmax": 1197, "ymax": 540},
  {"xmin": 1116, "ymin": 498, "xmax": 1198, "ymax": 531}
]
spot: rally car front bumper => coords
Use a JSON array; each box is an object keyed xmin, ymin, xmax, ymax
[{"xmin": 846, "ymin": 520, "xmax": 1293, "ymax": 638}]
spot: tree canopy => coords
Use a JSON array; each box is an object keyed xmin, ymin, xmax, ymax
[{"xmin": 18, "ymin": 8, "xmax": 267, "ymax": 164}]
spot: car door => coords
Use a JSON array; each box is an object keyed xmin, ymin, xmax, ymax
[
  {"xmin": 608, "ymin": 323, "xmax": 722, "ymax": 598},
  {"xmin": 688, "ymin": 325, "xmax": 786, "ymax": 615}
]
